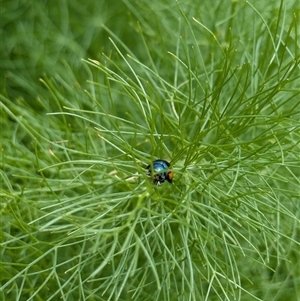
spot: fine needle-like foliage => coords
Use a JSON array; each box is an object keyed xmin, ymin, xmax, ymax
[{"xmin": 1, "ymin": 1, "xmax": 299, "ymax": 301}]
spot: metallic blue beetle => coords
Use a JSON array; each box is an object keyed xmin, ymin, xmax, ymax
[{"xmin": 146, "ymin": 159, "xmax": 173, "ymax": 185}]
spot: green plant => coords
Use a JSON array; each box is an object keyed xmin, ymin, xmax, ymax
[{"xmin": 1, "ymin": 1, "xmax": 299, "ymax": 300}]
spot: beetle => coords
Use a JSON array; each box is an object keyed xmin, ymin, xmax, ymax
[{"xmin": 146, "ymin": 159, "xmax": 173, "ymax": 185}]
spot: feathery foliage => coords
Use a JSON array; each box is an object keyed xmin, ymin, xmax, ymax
[{"xmin": 1, "ymin": 1, "xmax": 299, "ymax": 300}]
